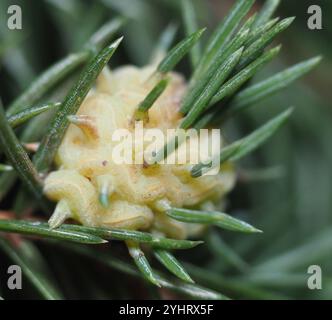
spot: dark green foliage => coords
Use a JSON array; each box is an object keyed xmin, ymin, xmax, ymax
[{"xmin": 0, "ymin": 0, "xmax": 325, "ymax": 300}]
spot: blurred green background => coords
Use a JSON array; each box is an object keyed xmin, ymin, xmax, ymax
[{"xmin": 0, "ymin": 0, "xmax": 331, "ymax": 299}]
